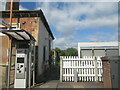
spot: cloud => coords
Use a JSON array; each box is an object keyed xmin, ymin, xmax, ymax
[
  {"xmin": 54, "ymin": 37, "xmax": 78, "ymax": 49},
  {"xmin": 0, "ymin": 1, "xmax": 6, "ymax": 11},
  {"xmin": 35, "ymin": 2, "xmax": 118, "ymax": 49},
  {"xmin": 19, "ymin": 5, "xmax": 29, "ymax": 10},
  {"xmin": 85, "ymin": 32, "xmax": 118, "ymax": 42}
]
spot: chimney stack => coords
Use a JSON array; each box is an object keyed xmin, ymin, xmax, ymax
[{"xmin": 6, "ymin": 0, "xmax": 20, "ymax": 10}]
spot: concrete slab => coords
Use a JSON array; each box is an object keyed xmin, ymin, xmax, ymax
[
  {"xmin": 37, "ymin": 80, "xmax": 58, "ymax": 88},
  {"xmin": 57, "ymin": 82, "xmax": 73, "ymax": 88},
  {"xmin": 70, "ymin": 82, "xmax": 84, "ymax": 88},
  {"xmin": 70, "ymin": 82, "xmax": 103, "ymax": 88},
  {"xmin": 38, "ymin": 83, "xmax": 57, "ymax": 88},
  {"xmin": 35, "ymin": 80, "xmax": 104, "ymax": 88},
  {"xmin": 34, "ymin": 65, "xmax": 104, "ymax": 89}
]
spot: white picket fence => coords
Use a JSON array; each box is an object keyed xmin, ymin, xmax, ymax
[{"xmin": 60, "ymin": 56, "xmax": 103, "ymax": 82}]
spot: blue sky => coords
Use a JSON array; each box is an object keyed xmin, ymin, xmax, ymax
[{"xmin": 18, "ymin": 2, "xmax": 118, "ymax": 49}]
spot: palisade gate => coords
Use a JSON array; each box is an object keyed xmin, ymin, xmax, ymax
[{"xmin": 60, "ymin": 56, "xmax": 103, "ymax": 82}]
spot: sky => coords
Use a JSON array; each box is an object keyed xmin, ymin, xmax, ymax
[{"xmin": 1, "ymin": 1, "xmax": 119, "ymax": 49}]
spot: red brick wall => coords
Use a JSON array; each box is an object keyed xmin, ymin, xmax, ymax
[
  {"xmin": 102, "ymin": 58, "xmax": 112, "ymax": 88},
  {"xmin": 1, "ymin": 17, "xmax": 39, "ymax": 87},
  {"xmin": 0, "ymin": 36, "xmax": 8, "ymax": 65},
  {"xmin": 3, "ymin": 17, "xmax": 39, "ymax": 45},
  {"xmin": 0, "ymin": 36, "xmax": 16, "ymax": 88},
  {"xmin": 1, "ymin": 17, "xmax": 39, "ymax": 64}
]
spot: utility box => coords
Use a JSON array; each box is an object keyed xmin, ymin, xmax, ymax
[
  {"xmin": 14, "ymin": 49, "xmax": 29, "ymax": 88},
  {"xmin": 109, "ymin": 57, "xmax": 120, "ymax": 89},
  {"xmin": 101, "ymin": 56, "xmax": 120, "ymax": 89}
]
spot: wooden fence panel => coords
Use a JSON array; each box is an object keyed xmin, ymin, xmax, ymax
[{"xmin": 60, "ymin": 56, "xmax": 103, "ymax": 82}]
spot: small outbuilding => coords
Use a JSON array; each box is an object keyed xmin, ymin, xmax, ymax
[{"xmin": 0, "ymin": 9, "xmax": 54, "ymax": 87}]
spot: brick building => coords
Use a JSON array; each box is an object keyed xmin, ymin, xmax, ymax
[{"xmin": 0, "ymin": 2, "xmax": 54, "ymax": 86}]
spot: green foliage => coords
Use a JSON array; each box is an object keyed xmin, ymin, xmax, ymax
[
  {"xmin": 65, "ymin": 48, "xmax": 78, "ymax": 56},
  {"xmin": 54, "ymin": 48, "xmax": 61, "ymax": 53},
  {"xmin": 55, "ymin": 47, "xmax": 78, "ymax": 56},
  {"xmin": 54, "ymin": 47, "xmax": 78, "ymax": 63}
]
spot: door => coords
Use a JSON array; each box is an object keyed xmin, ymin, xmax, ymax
[{"xmin": 110, "ymin": 59, "xmax": 119, "ymax": 88}]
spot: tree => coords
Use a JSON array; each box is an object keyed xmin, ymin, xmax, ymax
[
  {"xmin": 53, "ymin": 47, "xmax": 78, "ymax": 65},
  {"xmin": 54, "ymin": 47, "xmax": 61, "ymax": 53},
  {"xmin": 65, "ymin": 48, "xmax": 78, "ymax": 56},
  {"xmin": 54, "ymin": 47, "xmax": 78, "ymax": 56},
  {"xmin": 54, "ymin": 47, "xmax": 61, "ymax": 62}
]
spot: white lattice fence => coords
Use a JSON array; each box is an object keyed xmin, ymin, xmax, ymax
[{"xmin": 60, "ymin": 56, "xmax": 103, "ymax": 82}]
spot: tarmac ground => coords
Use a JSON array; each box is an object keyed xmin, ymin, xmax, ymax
[{"xmin": 35, "ymin": 65, "xmax": 103, "ymax": 88}]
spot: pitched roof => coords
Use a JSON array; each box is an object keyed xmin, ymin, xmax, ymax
[{"xmin": 0, "ymin": 9, "xmax": 54, "ymax": 39}]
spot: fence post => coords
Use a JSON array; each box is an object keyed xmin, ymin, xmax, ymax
[
  {"xmin": 60, "ymin": 56, "xmax": 63, "ymax": 82},
  {"xmin": 95, "ymin": 56, "xmax": 98, "ymax": 82},
  {"xmin": 74, "ymin": 69, "xmax": 78, "ymax": 82}
]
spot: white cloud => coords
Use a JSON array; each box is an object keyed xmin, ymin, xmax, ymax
[
  {"xmin": 35, "ymin": 2, "xmax": 118, "ymax": 49},
  {"xmin": 85, "ymin": 32, "xmax": 118, "ymax": 42},
  {"xmin": 0, "ymin": 1, "xmax": 6, "ymax": 11},
  {"xmin": 19, "ymin": 5, "xmax": 28, "ymax": 10},
  {"xmin": 53, "ymin": 37, "xmax": 78, "ymax": 49}
]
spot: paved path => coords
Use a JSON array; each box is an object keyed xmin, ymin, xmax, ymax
[
  {"xmin": 35, "ymin": 65, "xmax": 103, "ymax": 88},
  {"xmin": 35, "ymin": 80, "xmax": 103, "ymax": 88}
]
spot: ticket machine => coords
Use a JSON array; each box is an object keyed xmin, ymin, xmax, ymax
[{"xmin": 14, "ymin": 49, "xmax": 28, "ymax": 88}]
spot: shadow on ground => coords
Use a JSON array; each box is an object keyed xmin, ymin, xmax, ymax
[
  {"xmin": 45, "ymin": 65, "xmax": 60, "ymax": 82},
  {"xmin": 34, "ymin": 64, "xmax": 60, "ymax": 87},
  {"xmin": 34, "ymin": 64, "xmax": 104, "ymax": 88}
]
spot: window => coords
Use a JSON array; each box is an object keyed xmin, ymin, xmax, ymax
[
  {"xmin": 106, "ymin": 50, "xmax": 119, "ymax": 56},
  {"xmin": 43, "ymin": 46, "xmax": 46, "ymax": 61}
]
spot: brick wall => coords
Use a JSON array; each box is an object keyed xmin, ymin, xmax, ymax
[
  {"xmin": 1, "ymin": 17, "xmax": 39, "ymax": 87},
  {"xmin": 101, "ymin": 57, "xmax": 112, "ymax": 88},
  {"xmin": 0, "ymin": 36, "xmax": 8, "ymax": 65},
  {"xmin": 0, "ymin": 36, "xmax": 16, "ymax": 88},
  {"xmin": 3, "ymin": 17, "xmax": 39, "ymax": 45}
]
